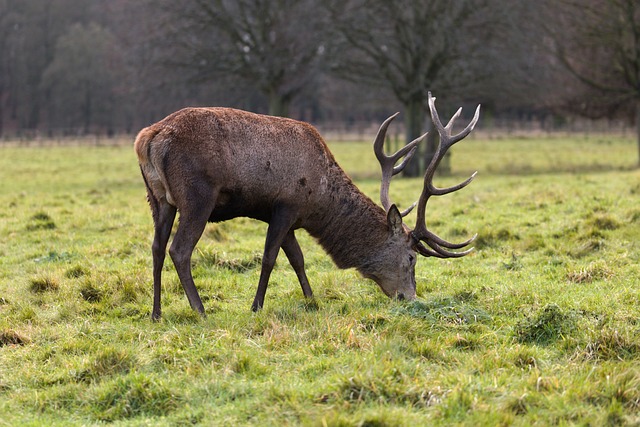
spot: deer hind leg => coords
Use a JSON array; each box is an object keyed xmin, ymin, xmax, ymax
[
  {"xmin": 251, "ymin": 206, "xmax": 298, "ymax": 312},
  {"xmin": 281, "ymin": 230, "xmax": 313, "ymax": 299},
  {"xmin": 168, "ymin": 192, "xmax": 218, "ymax": 317},
  {"xmin": 151, "ymin": 201, "xmax": 177, "ymax": 321}
]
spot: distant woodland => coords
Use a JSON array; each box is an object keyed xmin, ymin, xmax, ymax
[{"xmin": 0, "ymin": 0, "xmax": 638, "ymax": 142}]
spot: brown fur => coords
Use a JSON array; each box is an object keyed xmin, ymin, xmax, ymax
[{"xmin": 135, "ymin": 107, "xmax": 417, "ymax": 318}]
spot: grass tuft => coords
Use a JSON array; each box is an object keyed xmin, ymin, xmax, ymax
[
  {"xmin": 502, "ymin": 253, "xmax": 523, "ymax": 271},
  {"xmin": 0, "ymin": 329, "xmax": 29, "ymax": 346},
  {"xmin": 65, "ymin": 265, "xmax": 89, "ymax": 279},
  {"xmin": 300, "ymin": 297, "xmax": 320, "ymax": 312},
  {"xmin": 90, "ymin": 373, "xmax": 182, "ymax": 421},
  {"xmin": 113, "ymin": 276, "xmax": 145, "ymax": 303},
  {"xmin": 204, "ymin": 224, "xmax": 229, "ymax": 241},
  {"xmin": 76, "ymin": 347, "xmax": 135, "ymax": 383},
  {"xmin": 79, "ymin": 282, "xmax": 103, "ymax": 303},
  {"xmin": 474, "ymin": 227, "xmax": 520, "ymax": 249},
  {"xmin": 505, "ymin": 394, "xmax": 530, "ymax": 416},
  {"xmin": 574, "ymin": 327, "xmax": 640, "ymax": 361},
  {"xmin": 196, "ymin": 248, "xmax": 262, "ymax": 272},
  {"xmin": 337, "ymin": 372, "xmax": 440, "ymax": 408},
  {"xmin": 512, "ymin": 348, "xmax": 538, "ymax": 369},
  {"xmin": 583, "ymin": 370, "xmax": 640, "ymax": 412},
  {"xmin": 317, "ymin": 410, "xmax": 400, "ymax": 427},
  {"xmin": 514, "ymin": 304, "xmax": 575, "ymax": 344},
  {"xmin": 29, "ymin": 276, "xmax": 59, "ymax": 293},
  {"xmin": 450, "ymin": 334, "xmax": 479, "ymax": 351},
  {"xmin": 439, "ymin": 387, "xmax": 475, "ymax": 421},
  {"xmin": 587, "ymin": 214, "xmax": 620, "ymax": 231},
  {"xmin": 567, "ymin": 261, "xmax": 614, "ymax": 284},
  {"xmin": 164, "ymin": 305, "xmax": 205, "ymax": 324},
  {"xmin": 571, "ymin": 238, "xmax": 605, "ymax": 258},
  {"xmin": 359, "ymin": 314, "xmax": 388, "ymax": 332},
  {"xmin": 26, "ymin": 211, "xmax": 56, "ymax": 230}
]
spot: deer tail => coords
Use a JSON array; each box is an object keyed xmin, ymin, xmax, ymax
[
  {"xmin": 134, "ymin": 126, "xmax": 168, "ymax": 222},
  {"xmin": 134, "ymin": 126, "xmax": 160, "ymax": 167}
]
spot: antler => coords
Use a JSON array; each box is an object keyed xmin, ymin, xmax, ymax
[
  {"xmin": 373, "ymin": 113, "xmax": 427, "ymax": 216},
  {"xmin": 411, "ymin": 92, "xmax": 480, "ymax": 258}
]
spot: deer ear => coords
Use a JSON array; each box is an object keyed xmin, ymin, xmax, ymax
[{"xmin": 387, "ymin": 204, "xmax": 404, "ymax": 236}]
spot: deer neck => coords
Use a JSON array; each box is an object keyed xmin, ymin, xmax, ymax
[{"xmin": 305, "ymin": 174, "xmax": 389, "ymax": 271}]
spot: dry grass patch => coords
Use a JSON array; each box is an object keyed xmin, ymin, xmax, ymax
[
  {"xmin": 567, "ymin": 261, "xmax": 614, "ymax": 284},
  {"xmin": 0, "ymin": 329, "xmax": 29, "ymax": 346}
]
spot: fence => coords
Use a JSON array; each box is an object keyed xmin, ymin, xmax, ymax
[{"xmin": 0, "ymin": 117, "xmax": 634, "ymax": 147}]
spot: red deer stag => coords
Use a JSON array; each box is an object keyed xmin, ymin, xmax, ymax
[{"xmin": 135, "ymin": 92, "xmax": 480, "ymax": 319}]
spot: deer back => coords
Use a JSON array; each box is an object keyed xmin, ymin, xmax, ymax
[{"xmin": 135, "ymin": 107, "xmax": 375, "ymax": 227}]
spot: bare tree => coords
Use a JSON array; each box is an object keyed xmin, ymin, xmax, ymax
[
  {"xmin": 42, "ymin": 23, "xmax": 124, "ymax": 134},
  {"xmin": 474, "ymin": 2, "xmax": 558, "ymax": 111},
  {"xmin": 328, "ymin": 0, "xmax": 496, "ymax": 176},
  {"xmin": 160, "ymin": 0, "xmax": 328, "ymax": 117},
  {"xmin": 0, "ymin": 0, "xmax": 94, "ymax": 136},
  {"xmin": 545, "ymin": 0, "xmax": 640, "ymax": 166}
]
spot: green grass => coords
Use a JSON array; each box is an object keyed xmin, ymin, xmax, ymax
[{"xmin": 0, "ymin": 134, "xmax": 639, "ymax": 426}]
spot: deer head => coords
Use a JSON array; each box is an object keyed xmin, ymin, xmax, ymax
[{"xmin": 370, "ymin": 91, "xmax": 481, "ymax": 300}]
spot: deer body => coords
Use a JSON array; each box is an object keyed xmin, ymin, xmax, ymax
[
  {"xmin": 136, "ymin": 107, "xmax": 413, "ymax": 318},
  {"xmin": 136, "ymin": 93, "xmax": 479, "ymax": 319}
]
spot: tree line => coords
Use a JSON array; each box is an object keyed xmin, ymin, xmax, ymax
[{"xmin": 1, "ymin": 0, "xmax": 638, "ymax": 166}]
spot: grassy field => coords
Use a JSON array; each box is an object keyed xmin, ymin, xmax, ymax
[{"xmin": 0, "ymin": 134, "xmax": 639, "ymax": 426}]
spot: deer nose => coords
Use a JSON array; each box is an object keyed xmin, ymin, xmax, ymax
[{"xmin": 397, "ymin": 293, "xmax": 405, "ymax": 301}]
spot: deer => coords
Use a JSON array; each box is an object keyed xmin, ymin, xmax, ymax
[{"xmin": 134, "ymin": 92, "xmax": 480, "ymax": 320}]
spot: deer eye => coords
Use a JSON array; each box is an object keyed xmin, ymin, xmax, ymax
[{"xmin": 408, "ymin": 255, "xmax": 415, "ymax": 263}]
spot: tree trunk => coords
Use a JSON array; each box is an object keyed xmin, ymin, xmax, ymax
[
  {"xmin": 84, "ymin": 88, "xmax": 92, "ymax": 135},
  {"xmin": 402, "ymin": 97, "xmax": 425, "ymax": 177},
  {"xmin": 268, "ymin": 89, "xmax": 290, "ymax": 117},
  {"xmin": 402, "ymin": 96, "xmax": 452, "ymax": 177}
]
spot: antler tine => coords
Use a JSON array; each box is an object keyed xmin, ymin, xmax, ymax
[
  {"xmin": 429, "ymin": 94, "xmax": 481, "ymax": 149},
  {"xmin": 399, "ymin": 201, "xmax": 417, "ymax": 217},
  {"xmin": 423, "ymin": 229, "xmax": 477, "ymax": 249},
  {"xmin": 411, "ymin": 92, "xmax": 480, "ymax": 258},
  {"xmin": 374, "ymin": 113, "xmax": 426, "ymax": 214},
  {"xmin": 415, "ymin": 240, "xmax": 475, "ymax": 258},
  {"xmin": 432, "ymin": 171, "xmax": 477, "ymax": 196}
]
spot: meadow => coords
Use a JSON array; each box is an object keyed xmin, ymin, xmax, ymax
[{"xmin": 0, "ymin": 133, "xmax": 639, "ymax": 426}]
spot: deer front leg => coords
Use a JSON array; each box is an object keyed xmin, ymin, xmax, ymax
[
  {"xmin": 151, "ymin": 202, "xmax": 177, "ymax": 321},
  {"xmin": 281, "ymin": 230, "xmax": 313, "ymax": 299},
  {"xmin": 251, "ymin": 206, "xmax": 298, "ymax": 312}
]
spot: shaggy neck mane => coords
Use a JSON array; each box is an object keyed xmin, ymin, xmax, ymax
[{"xmin": 304, "ymin": 168, "xmax": 389, "ymax": 272}]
